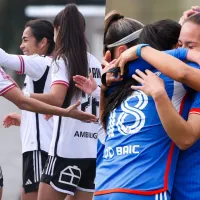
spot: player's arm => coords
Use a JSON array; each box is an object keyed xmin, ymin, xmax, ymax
[
  {"xmin": 0, "ymin": 48, "xmax": 66, "ymax": 107},
  {"xmin": 30, "ymin": 84, "xmax": 67, "ymax": 107},
  {"xmin": 115, "ymin": 45, "xmax": 200, "ymax": 91},
  {"xmin": 139, "ymin": 46, "xmax": 200, "ymax": 91},
  {"xmin": 0, "ymin": 48, "xmax": 47, "ymax": 80},
  {"xmin": 3, "ymin": 87, "xmax": 96, "ymax": 122},
  {"xmin": 132, "ymin": 70, "xmax": 200, "ymax": 150},
  {"xmin": 138, "ymin": 46, "xmax": 200, "ymax": 91}
]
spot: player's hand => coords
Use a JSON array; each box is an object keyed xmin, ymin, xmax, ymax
[
  {"xmin": 65, "ymin": 100, "xmax": 98, "ymax": 122},
  {"xmin": 44, "ymin": 114, "xmax": 53, "ymax": 120},
  {"xmin": 179, "ymin": 6, "xmax": 200, "ymax": 25},
  {"xmin": 3, "ymin": 113, "xmax": 21, "ymax": 128},
  {"xmin": 191, "ymin": 6, "xmax": 200, "ymax": 12},
  {"xmin": 131, "ymin": 69, "xmax": 166, "ymax": 99},
  {"xmin": 73, "ymin": 73, "xmax": 97, "ymax": 95},
  {"xmin": 114, "ymin": 45, "xmax": 139, "ymax": 76},
  {"xmin": 101, "ymin": 59, "xmax": 123, "ymax": 90},
  {"xmin": 102, "ymin": 50, "xmax": 112, "ymax": 69}
]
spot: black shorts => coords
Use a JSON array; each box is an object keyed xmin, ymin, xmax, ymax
[
  {"xmin": 41, "ymin": 156, "xmax": 96, "ymax": 195},
  {"xmin": 22, "ymin": 150, "xmax": 48, "ymax": 193},
  {"xmin": 0, "ymin": 166, "xmax": 3, "ymax": 188}
]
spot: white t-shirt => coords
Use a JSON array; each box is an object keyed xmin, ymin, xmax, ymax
[
  {"xmin": 0, "ymin": 48, "xmax": 54, "ymax": 153},
  {"xmin": 0, "ymin": 67, "xmax": 16, "ymax": 96},
  {"xmin": 49, "ymin": 53, "xmax": 101, "ymax": 158}
]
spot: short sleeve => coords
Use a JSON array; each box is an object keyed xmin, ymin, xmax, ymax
[
  {"xmin": 17, "ymin": 54, "xmax": 51, "ymax": 81},
  {"xmin": 51, "ymin": 58, "xmax": 69, "ymax": 88},
  {"xmin": 0, "ymin": 48, "xmax": 51, "ymax": 81},
  {"xmin": 0, "ymin": 68, "xmax": 16, "ymax": 96}
]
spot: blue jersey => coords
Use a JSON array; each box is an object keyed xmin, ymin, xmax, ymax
[
  {"xmin": 172, "ymin": 65, "xmax": 200, "ymax": 200},
  {"xmin": 96, "ymin": 70, "xmax": 198, "ymax": 198}
]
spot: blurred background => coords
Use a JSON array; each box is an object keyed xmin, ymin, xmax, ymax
[
  {"xmin": 0, "ymin": 0, "xmax": 105, "ymax": 199},
  {"xmin": 106, "ymin": 0, "xmax": 200, "ymax": 24}
]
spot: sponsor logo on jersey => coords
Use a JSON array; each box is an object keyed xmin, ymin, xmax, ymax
[
  {"xmin": 74, "ymin": 131, "xmax": 97, "ymax": 139},
  {"xmin": 103, "ymin": 145, "xmax": 140, "ymax": 159},
  {"xmin": 103, "ymin": 147, "xmax": 115, "ymax": 159}
]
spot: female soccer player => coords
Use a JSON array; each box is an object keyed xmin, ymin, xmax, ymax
[{"xmin": 2, "ymin": 19, "xmax": 60, "ymax": 200}]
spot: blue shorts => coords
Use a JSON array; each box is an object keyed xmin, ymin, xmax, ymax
[{"xmin": 94, "ymin": 191, "xmax": 170, "ymax": 200}]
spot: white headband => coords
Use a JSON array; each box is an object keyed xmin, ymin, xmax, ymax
[{"xmin": 107, "ymin": 28, "xmax": 143, "ymax": 48}]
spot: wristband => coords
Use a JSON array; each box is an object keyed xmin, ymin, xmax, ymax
[
  {"xmin": 136, "ymin": 44, "xmax": 150, "ymax": 58},
  {"xmin": 23, "ymin": 91, "xmax": 30, "ymax": 97}
]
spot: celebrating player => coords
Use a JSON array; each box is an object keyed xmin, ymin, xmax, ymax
[{"xmin": 2, "ymin": 19, "xmax": 55, "ymax": 200}]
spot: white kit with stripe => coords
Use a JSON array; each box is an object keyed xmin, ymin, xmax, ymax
[
  {"xmin": 0, "ymin": 48, "xmax": 53, "ymax": 153},
  {"xmin": 49, "ymin": 53, "xmax": 101, "ymax": 158}
]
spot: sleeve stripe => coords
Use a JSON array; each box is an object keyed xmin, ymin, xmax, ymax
[
  {"xmin": 189, "ymin": 108, "xmax": 200, "ymax": 115},
  {"xmin": 0, "ymin": 83, "xmax": 16, "ymax": 96},
  {"xmin": 17, "ymin": 55, "xmax": 25, "ymax": 74},
  {"xmin": 51, "ymin": 80, "xmax": 69, "ymax": 88}
]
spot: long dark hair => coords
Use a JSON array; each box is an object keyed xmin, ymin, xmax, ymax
[
  {"xmin": 102, "ymin": 19, "xmax": 181, "ymax": 125},
  {"xmin": 25, "ymin": 19, "xmax": 55, "ymax": 55},
  {"xmin": 53, "ymin": 3, "xmax": 88, "ymax": 106}
]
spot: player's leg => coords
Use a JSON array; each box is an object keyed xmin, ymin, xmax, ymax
[
  {"xmin": 67, "ymin": 190, "xmax": 93, "ymax": 200},
  {"xmin": 37, "ymin": 182, "xmax": 67, "ymax": 200},
  {"xmin": 21, "ymin": 189, "xmax": 37, "ymax": 200},
  {"xmin": 0, "ymin": 188, "xmax": 2, "ymax": 200},
  {"xmin": 21, "ymin": 150, "xmax": 48, "ymax": 200}
]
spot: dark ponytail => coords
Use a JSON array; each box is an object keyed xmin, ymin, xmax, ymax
[
  {"xmin": 53, "ymin": 3, "xmax": 88, "ymax": 106},
  {"xmin": 102, "ymin": 11, "xmax": 143, "ymax": 124}
]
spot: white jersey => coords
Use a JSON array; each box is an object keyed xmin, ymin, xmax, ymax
[
  {"xmin": 0, "ymin": 48, "xmax": 53, "ymax": 153},
  {"xmin": 49, "ymin": 53, "xmax": 101, "ymax": 158},
  {"xmin": 0, "ymin": 67, "xmax": 16, "ymax": 96}
]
